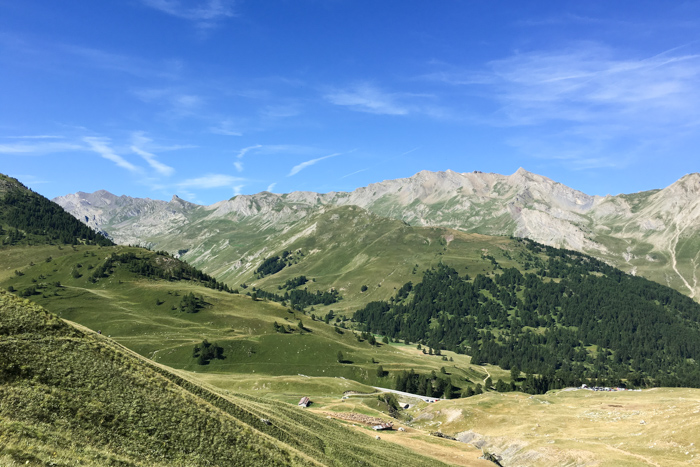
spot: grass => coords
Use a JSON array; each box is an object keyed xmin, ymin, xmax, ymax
[
  {"xmin": 0, "ymin": 244, "xmax": 500, "ymax": 396},
  {"xmin": 83, "ymin": 203, "xmax": 543, "ymax": 314},
  {"xmin": 234, "ymin": 207, "xmax": 534, "ymax": 314},
  {"xmin": 2, "ymin": 240, "xmax": 698, "ymax": 466},
  {"xmin": 408, "ymin": 387, "xmax": 700, "ymax": 466},
  {"xmin": 0, "ymin": 289, "xmax": 452, "ymax": 467}
]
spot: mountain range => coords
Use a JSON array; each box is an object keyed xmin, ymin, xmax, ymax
[
  {"xmin": 55, "ymin": 168, "xmax": 700, "ymax": 301},
  {"xmin": 4, "ymin": 170, "xmax": 700, "ymax": 466}
]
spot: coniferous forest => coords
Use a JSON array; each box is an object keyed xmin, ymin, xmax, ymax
[
  {"xmin": 353, "ymin": 240, "xmax": 700, "ymax": 391},
  {"xmin": 251, "ymin": 286, "xmax": 341, "ymax": 310},
  {"xmin": 0, "ymin": 177, "xmax": 114, "ymax": 247}
]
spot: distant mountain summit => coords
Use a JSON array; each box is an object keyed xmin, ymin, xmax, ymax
[
  {"xmin": 54, "ymin": 169, "xmax": 700, "ymax": 300},
  {"xmin": 55, "ymin": 189, "xmax": 198, "ymax": 243}
]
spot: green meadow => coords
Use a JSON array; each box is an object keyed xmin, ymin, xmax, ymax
[
  {"xmin": 0, "ymin": 243, "xmax": 501, "ymax": 400},
  {"xmin": 0, "ymin": 290, "xmax": 451, "ymax": 467}
]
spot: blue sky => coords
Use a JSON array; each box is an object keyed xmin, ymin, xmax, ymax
[{"xmin": 2, "ymin": 1, "xmax": 700, "ymax": 204}]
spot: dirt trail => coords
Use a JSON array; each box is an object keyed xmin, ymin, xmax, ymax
[
  {"xmin": 670, "ymin": 224, "xmax": 695, "ymax": 298},
  {"xmin": 601, "ymin": 443, "xmax": 662, "ymax": 467},
  {"xmin": 482, "ymin": 367, "xmax": 491, "ymax": 385},
  {"xmin": 64, "ymin": 285, "xmax": 114, "ymax": 299}
]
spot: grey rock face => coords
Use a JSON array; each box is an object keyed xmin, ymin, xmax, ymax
[{"xmin": 54, "ymin": 169, "xmax": 700, "ymax": 299}]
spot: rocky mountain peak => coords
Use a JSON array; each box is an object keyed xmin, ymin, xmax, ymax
[
  {"xmin": 52, "ymin": 169, "xmax": 700, "ymax": 301},
  {"xmin": 669, "ymin": 172, "xmax": 700, "ymax": 195},
  {"xmin": 169, "ymin": 194, "xmax": 197, "ymax": 209}
]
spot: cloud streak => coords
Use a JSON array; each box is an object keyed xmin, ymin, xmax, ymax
[
  {"xmin": 142, "ymin": 0, "xmax": 235, "ymax": 28},
  {"xmin": 0, "ymin": 141, "xmax": 83, "ymax": 155},
  {"xmin": 130, "ymin": 132, "xmax": 176, "ymax": 177},
  {"xmin": 131, "ymin": 146, "xmax": 175, "ymax": 177},
  {"xmin": 474, "ymin": 43, "xmax": 700, "ymax": 129},
  {"xmin": 426, "ymin": 42, "xmax": 700, "ymax": 167},
  {"xmin": 233, "ymin": 144, "xmax": 262, "ymax": 172},
  {"xmin": 177, "ymin": 173, "xmax": 245, "ymax": 189},
  {"xmin": 4, "ymin": 135, "xmax": 64, "ymax": 140},
  {"xmin": 84, "ymin": 137, "xmax": 141, "ymax": 173},
  {"xmin": 324, "ymin": 84, "xmax": 410, "ymax": 115},
  {"xmin": 288, "ymin": 153, "xmax": 341, "ymax": 176},
  {"xmin": 340, "ymin": 168, "xmax": 367, "ymax": 179},
  {"xmin": 210, "ymin": 119, "xmax": 243, "ymax": 136}
]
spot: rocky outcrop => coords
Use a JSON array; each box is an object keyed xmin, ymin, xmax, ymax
[{"xmin": 53, "ymin": 191, "xmax": 200, "ymax": 246}]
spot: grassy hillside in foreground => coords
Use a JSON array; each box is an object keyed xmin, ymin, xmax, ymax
[
  {"xmin": 0, "ymin": 244, "xmax": 503, "ymax": 397},
  {"xmin": 0, "ymin": 290, "xmax": 450, "ymax": 467},
  {"xmin": 407, "ymin": 388, "xmax": 700, "ymax": 466}
]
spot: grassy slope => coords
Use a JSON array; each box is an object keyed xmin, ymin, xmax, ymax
[
  {"xmin": 408, "ymin": 388, "xmax": 700, "ymax": 466},
  {"xmin": 112, "ymin": 203, "xmax": 526, "ymax": 314},
  {"xmin": 586, "ymin": 189, "xmax": 700, "ymax": 300},
  {"xmin": 0, "ymin": 244, "xmax": 501, "ymax": 398},
  {"xmin": 214, "ymin": 205, "xmax": 534, "ymax": 315},
  {"xmin": 0, "ymin": 290, "xmax": 451, "ymax": 467},
  {"xmin": 0, "ymin": 290, "xmax": 308, "ymax": 467}
]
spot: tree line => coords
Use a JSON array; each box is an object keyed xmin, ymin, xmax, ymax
[
  {"xmin": 353, "ymin": 239, "xmax": 700, "ymax": 391},
  {"xmin": 0, "ymin": 185, "xmax": 113, "ymax": 246},
  {"xmin": 88, "ymin": 251, "xmax": 234, "ymax": 293},
  {"xmin": 250, "ymin": 286, "xmax": 341, "ymax": 310}
]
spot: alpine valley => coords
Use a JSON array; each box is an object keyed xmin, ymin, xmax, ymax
[{"xmin": 2, "ymin": 169, "xmax": 700, "ymax": 466}]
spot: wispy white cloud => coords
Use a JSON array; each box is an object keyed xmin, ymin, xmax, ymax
[
  {"xmin": 400, "ymin": 147, "xmax": 420, "ymax": 156},
  {"xmin": 464, "ymin": 43, "xmax": 700, "ymax": 129},
  {"xmin": 177, "ymin": 189, "xmax": 199, "ymax": 202},
  {"xmin": 174, "ymin": 94, "xmax": 202, "ymax": 108},
  {"xmin": 0, "ymin": 141, "xmax": 83, "ymax": 155},
  {"xmin": 210, "ymin": 119, "xmax": 243, "ymax": 136},
  {"xmin": 340, "ymin": 168, "xmax": 367, "ymax": 179},
  {"xmin": 324, "ymin": 84, "xmax": 410, "ymax": 115},
  {"xmin": 4, "ymin": 135, "xmax": 64, "ymax": 140},
  {"xmin": 427, "ymin": 43, "xmax": 700, "ymax": 166},
  {"xmin": 254, "ymin": 144, "xmax": 319, "ymax": 155},
  {"xmin": 266, "ymin": 182, "xmax": 277, "ymax": 192},
  {"xmin": 142, "ymin": 0, "xmax": 235, "ymax": 28},
  {"xmin": 515, "ymin": 13, "xmax": 625, "ymax": 28},
  {"xmin": 232, "ymin": 144, "xmax": 262, "ymax": 172},
  {"xmin": 504, "ymin": 133, "xmax": 633, "ymax": 170},
  {"xmin": 132, "ymin": 88, "xmax": 203, "ymax": 115},
  {"xmin": 288, "ymin": 153, "xmax": 341, "ymax": 176},
  {"xmin": 177, "ymin": 173, "xmax": 245, "ymax": 189},
  {"xmin": 235, "ymin": 144, "xmax": 262, "ymax": 159},
  {"xmin": 259, "ymin": 104, "xmax": 300, "ymax": 118},
  {"xmin": 130, "ymin": 132, "xmax": 175, "ymax": 177},
  {"xmin": 324, "ymin": 83, "xmax": 447, "ymax": 119},
  {"xmin": 84, "ymin": 137, "xmax": 141, "ymax": 173},
  {"xmin": 233, "ymin": 184, "xmax": 245, "ymax": 195}
]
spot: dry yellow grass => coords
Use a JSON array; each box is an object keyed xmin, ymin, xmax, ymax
[
  {"xmin": 408, "ymin": 388, "xmax": 700, "ymax": 466},
  {"xmin": 345, "ymin": 425, "xmax": 491, "ymax": 467}
]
